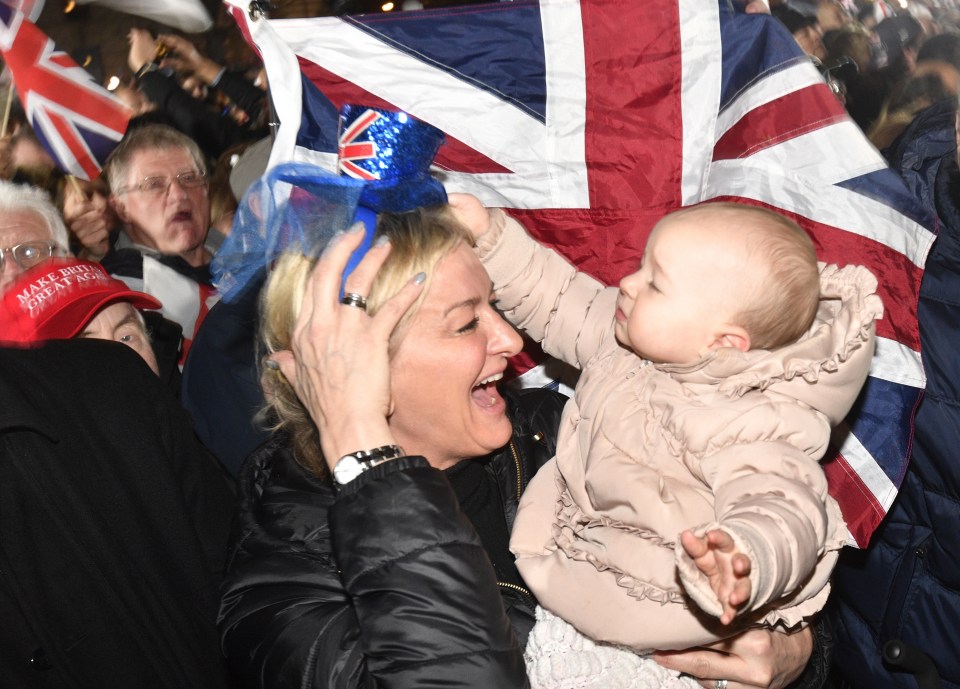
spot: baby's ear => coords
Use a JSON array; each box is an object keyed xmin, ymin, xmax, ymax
[{"xmin": 706, "ymin": 325, "xmax": 751, "ymax": 353}]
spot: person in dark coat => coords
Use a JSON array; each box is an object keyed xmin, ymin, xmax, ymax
[
  {"xmin": 827, "ymin": 96, "xmax": 960, "ymax": 689},
  {"xmin": 0, "ymin": 339, "xmax": 236, "ymax": 688},
  {"xmin": 180, "ymin": 269, "xmax": 270, "ymax": 474},
  {"xmin": 221, "ymin": 386, "xmax": 564, "ymax": 688}
]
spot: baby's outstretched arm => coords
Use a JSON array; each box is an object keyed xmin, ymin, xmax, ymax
[{"xmin": 680, "ymin": 529, "xmax": 752, "ymax": 625}]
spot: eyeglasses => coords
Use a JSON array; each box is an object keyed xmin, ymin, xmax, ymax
[
  {"xmin": 0, "ymin": 240, "xmax": 61, "ymax": 272},
  {"xmin": 118, "ymin": 171, "xmax": 208, "ymax": 196}
]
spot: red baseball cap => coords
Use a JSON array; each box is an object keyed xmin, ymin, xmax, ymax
[{"xmin": 0, "ymin": 257, "xmax": 162, "ymax": 343}]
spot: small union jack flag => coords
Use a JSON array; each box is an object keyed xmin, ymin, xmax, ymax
[
  {"xmin": 338, "ymin": 108, "xmax": 382, "ymax": 181},
  {"xmin": 0, "ymin": 3, "xmax": 131, "ymax": 180}
]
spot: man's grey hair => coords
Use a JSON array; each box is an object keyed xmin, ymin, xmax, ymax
[
  {"xmin": 0, "ymin": 181, "xmax": 69, "ymax": 250},
  {"xmin": 105, "ymin": 124, "xmax": 208, "ymax": 195}
]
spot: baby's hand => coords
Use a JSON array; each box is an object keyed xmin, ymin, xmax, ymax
[
  {"xmin": 681, "ymin": 529, "xmax": 752, "ymax": 625},
  {"xmin": 448, "ymin": 193, "xmax": 493, "ymax": 240}
]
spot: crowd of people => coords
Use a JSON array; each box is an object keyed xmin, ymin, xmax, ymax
[{"xmin": 0, "ymin": 0, "xmax": 959, "ymax": 687}]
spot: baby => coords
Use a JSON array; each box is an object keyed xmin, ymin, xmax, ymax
[{"xmin": 452, "ymin": 197, "xmax": 882, "ymax": 687}]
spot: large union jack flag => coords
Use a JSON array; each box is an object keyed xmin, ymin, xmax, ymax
[
  {"xmin": 226, "ymin": 0, "xmax": 934, "ymax": 548},
  {"xmin": 0, "ymin": 3, "xmax": 130, "ymax": 180}
]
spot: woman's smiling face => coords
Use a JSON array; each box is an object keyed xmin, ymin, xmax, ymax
[{"xmin": 388, "ymin": 244, "xmax": 523, "ymax": 469}]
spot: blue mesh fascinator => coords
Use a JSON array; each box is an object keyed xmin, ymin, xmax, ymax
[{"xmin": 213, "ymin": 106, "xmax": 447, "ymax": 303}]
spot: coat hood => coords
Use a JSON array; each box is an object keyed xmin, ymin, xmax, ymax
[{"xmin": 664, "ymin": 263, "xmax": 882, "ymax": 425}]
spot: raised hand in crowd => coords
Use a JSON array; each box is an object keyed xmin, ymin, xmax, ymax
[
  {"xmin": 156, "ymin": 33, "xmax": 225, "ymax": 87},
  {"xmin": 60, "ymin": 178, "xmax": 114, "ymax": 262},
  {"xmin": 127, "ymin": 28, "xmax": 159, "ymax": 74}
]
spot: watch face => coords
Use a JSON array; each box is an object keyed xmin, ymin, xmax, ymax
[
  {"xmin": 333, "ymin": 455, "xmax": 363, "ymax": 485},
  {"xmin": 332, "ymin": 446, "xmax": 402, "ymax": 485}
]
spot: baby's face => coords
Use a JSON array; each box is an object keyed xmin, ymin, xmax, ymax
[
  {"xmin": 614, "ymin": 216, "xmax": 753, "ymax": 364},
  {"xmin": 78, "ymin": 302, "xmax": 160, "ymax": 375}
]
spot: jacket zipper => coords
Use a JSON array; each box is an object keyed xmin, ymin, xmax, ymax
[
  {"xmin": 509, "ymin": 439, "xmax": 522, "ymax": 502},
  {"xmin": 498, "ymin": 579, "xmax": 535, "ymax": 601},
  {"xmin": 498, "ymin": 440, "xmax": 534, "ymax": 600}
]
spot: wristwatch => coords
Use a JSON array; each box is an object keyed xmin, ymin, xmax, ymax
[{"xmin": 333, "ymin": 444, "xmax": 405, "ymax": 485}]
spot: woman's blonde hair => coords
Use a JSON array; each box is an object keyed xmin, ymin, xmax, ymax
[{"xmin": 259, "ymin": 204, "xmax": 474, "ymax": 477}]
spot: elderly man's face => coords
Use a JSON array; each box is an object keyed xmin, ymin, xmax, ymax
[
  {"xmin": 0, "ymin": 209, "xmax": 55, "ymax": 293},
  {"xmin": 112, "ymin": 146, "xmax": 210, "ymax": 267}
]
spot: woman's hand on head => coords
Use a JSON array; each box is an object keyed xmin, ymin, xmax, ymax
[
  {"xmin": 270, "ymin": 225, "xmax": 426, "ymax": 468},
  {"xmin": 652, "ymin": 626, "xmax": 813, "ymax": 689},
  {"xmin": 448, "ymin": 193, "xmax": 493, "ymax": 240}
]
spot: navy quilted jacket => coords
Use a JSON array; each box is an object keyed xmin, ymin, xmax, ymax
[{"xmin": 829, "ymin": 98, "xmax": 960, "ymax": 689}]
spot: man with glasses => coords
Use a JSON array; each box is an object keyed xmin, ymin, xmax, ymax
[
  {"xmin": 104, "ymin": 124, "xmax": 217, "ymax": 361},
  {"xmin": 0, "ymin": 181, "xmax": 69, "ymax": 293}
]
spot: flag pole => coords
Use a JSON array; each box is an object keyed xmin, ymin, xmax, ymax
[
  {"xmin": 1, "ymin": 82, "xmax": 15, "ymax": 137},
  {"xmin": 67, "ymin": 174, "xmax": 87, "ymax": 201}
]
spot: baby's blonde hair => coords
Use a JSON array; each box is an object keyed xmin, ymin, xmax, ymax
[
  {"xmin": 259, "ymin": 205, "xmax": 474, "ymax": 477},
  {"xmin": 669, "ymin": 203, "xmax": 820, "ymax": 350}
]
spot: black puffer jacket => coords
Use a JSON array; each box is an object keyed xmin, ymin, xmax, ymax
[{"xmin": 218, "ymin": 387, "xmax": 566, "ymax": 689}]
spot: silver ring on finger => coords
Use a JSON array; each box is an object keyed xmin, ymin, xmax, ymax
[
  {"xmin": 715, "ymin": 680, "xmax": 728, "ymax": 689},
  {"xmin": 340, "ymin": 292, "xmax": 368, "ymax": 311}
]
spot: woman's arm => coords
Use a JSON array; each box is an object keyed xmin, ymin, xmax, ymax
[
  {"xmin": 332, "ymin": 462, "xmax": 527, "ymax": 687},
  {"xmin": 652, "ymin": 616, "xmax": 832, "ymax": 689},
  {"xmin": 271, "ymin": 227, "xmax": 406, "ymax": 462},
  {"xmin": 220, "ymin": 452, "xmax": 527, "ymax": 689}
]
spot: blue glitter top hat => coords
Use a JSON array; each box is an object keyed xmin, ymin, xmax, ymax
[
  {"xmin": 338, "ymin": 104, "xmax": 447, "ymax": 212},
  {"xmin": 337, "ymin": 105, "xmax": 447, "ymax": 287},
  {"xmin": 212, "ymin": 106, "xmax": 447, "ymax": 303}
]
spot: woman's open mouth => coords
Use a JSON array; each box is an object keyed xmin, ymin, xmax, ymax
[{"xmin": 471, "ymin": 372, "xmax": 504, "ymax": 409}]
